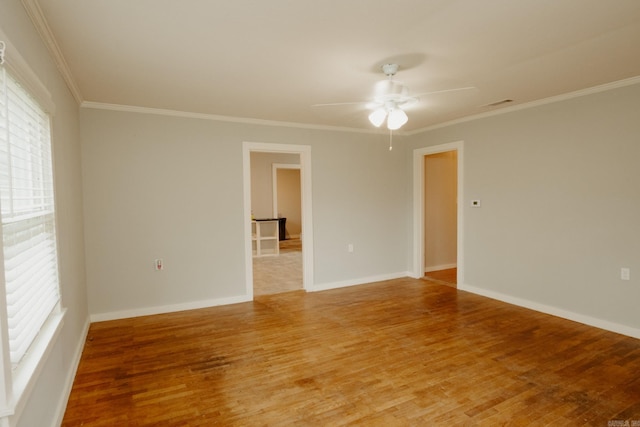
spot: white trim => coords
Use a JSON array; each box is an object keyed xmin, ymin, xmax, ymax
[
  {"xmin": 459, "ymin": 284, "xmax": 640, "ymax": 340},
  {"xmin": 0, "ymin": 221, "xmax": 11, "ymax": 419},
  {"xmin": 407, "ymin": 75, "xmax": 640, "ymax": 135},
  {"xmin": 412, "ymin": 142, "xmax": 464, "ymax": 288},
  {"xmin": 53, "ymin": 317, "xmax": 89, "ymax": 427},
  {"xmin": 82, "ymin": 76, "xmax": 640, "ymax": 136},
  {"xmin": 424, "ymin": 263, "xmax": 457, "ymax": 273},
  {"xmin": 243, "ymin": 147, "xmax": 254, "ymax": 297},
  {"xmin": 0, "ymin": 27, "xmax": 55, "ymax": 114},
  {"xmin": 82, "ymin": 101, "xmax": 386, "ymax": 134},
  {"xmin": 89, "ymin": 295, "xmax": 251, "ymax": 323},
  {"xmin": 310, "ymin": 272, "xmax": 409, "ymax": 293},
  {"xmin": 243, "ymin": 142, "xmax": 314, "ymax": 296},
  {"xmin": 9, "ymin": 309, "xmax": 65, "ymax": 424},
  {"xmin": 19, "ymin": 0, "xmax": 83, "ymax": 104},
  {"xmin": 271, "ymin": 163, "xmax": 301, "ymax": 220}
]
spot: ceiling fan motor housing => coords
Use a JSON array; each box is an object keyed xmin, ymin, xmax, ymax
[{"xmin": 382, "ymin": 63, "xmax": 399, "ymax": 76}]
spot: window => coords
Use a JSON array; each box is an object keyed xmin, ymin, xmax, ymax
[
  {"xmin": 0, "ymin": 32, "xmax": 64, "ymax": 423},
  {"xmin": 0, "ymin": 66, "xmax": 60, "ymax": 367}
]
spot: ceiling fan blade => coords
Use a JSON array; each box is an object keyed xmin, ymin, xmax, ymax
[
  {"xmin": 413, "ymin": 86, "xmax": 476, "ymax": 97},
  {"xmin": 311, "ymin": 101, "xmax": 367, "ymax": 107}
]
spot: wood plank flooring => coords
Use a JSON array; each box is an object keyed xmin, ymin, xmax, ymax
[
  {"xmin": 62, "ymin": 278, "xmax": 640, "ymax": 426},
  {"xmin": 423, "ymin": 268, "xmax": 457, "ymax": 287}
]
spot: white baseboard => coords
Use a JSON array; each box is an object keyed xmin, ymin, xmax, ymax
[
  {"xmin": 310, "ymin": 272, "xmax": 408, "ymax": 292},
  {"xmin": 424, "ymin": 263, "xmax": 457, "ymax": 273},
  {"xmin": 91, "ymin": 272, "xmax": 413, "ymax": 321},
  {"xmin": 459, "ymin": 283, "xmax": 640, "ymax": 340},
  {"xmin": 53, "ymin": 317, "xmax": 91, "ymax": 427},
  {"xmin": 408, "ymin": 271, "xmax": 422, "ymax": 279},
  {"xmin": 90, "ymin": 295, "xmax": 252, "ymax": 322}
]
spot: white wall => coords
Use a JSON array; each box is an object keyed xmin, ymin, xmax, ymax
[
  {"xmin": 408, "ymin": 81, "xmax": 640, "ymax": 334},
  {"xmin": 81, "ymin": 109, "xmax": 409, "ymax": 317},
  {"xmin": 0, "ymin": 2, "xmax": 89, "ymax": 426}
]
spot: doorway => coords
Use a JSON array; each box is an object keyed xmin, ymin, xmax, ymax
[
  {"xmin": 250, "ymin": 155, "xmax": 301, "ymax": 295},
  {"xmin": 412, "ymin": 142, "xmax": 464, "ymax": 286},
  {"xmin": 423, "ymin": 151, "xmax": 458, "ymax": 286},
  {"xmin": 242, "ymin": 142, "xmax": 314, "ymax": 299}
]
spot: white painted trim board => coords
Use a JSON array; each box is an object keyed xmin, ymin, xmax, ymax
[
  {"xmin": 459, "ymin": 283, "xmax": 640, "ymax": 340},
  {"xmin": 90, "ymin": 295, "xmax": 251, "ymax": 323}
]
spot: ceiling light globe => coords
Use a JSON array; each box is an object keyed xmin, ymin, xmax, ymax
[
  {"xmin": 387, "ymin": 108, "xmax": 408, "ymax": 130},
  {"xmin": 368, "ymin": 108, "xmax": 387, "ymax": 127}
]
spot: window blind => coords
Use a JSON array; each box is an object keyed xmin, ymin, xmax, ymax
[{"xmin": 0, "ymin": 67, "xmax": 60, "ymax": 365}]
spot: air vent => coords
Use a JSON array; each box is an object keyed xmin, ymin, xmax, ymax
[{"xmin": 484, "ymin": 99, "xmax": 514, "ymax": 107}]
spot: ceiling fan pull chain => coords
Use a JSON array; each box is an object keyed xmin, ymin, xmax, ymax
[{"xmin": 389, "ymin": 129, "xmax": 393, "ymax": 151}]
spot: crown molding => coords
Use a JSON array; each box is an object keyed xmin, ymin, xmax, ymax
[
  {"xmin": 84, "ymin": 75, "xmax": 640, "ymax": 136},
  {"xmin": 407, "ymin": 75, "xmax": 640, "ymax": 136},
  {"xmin": 81, "ymin": 101, "xmax": 401, "ymax": 135},
  {"xmin": 20, "ymin": 0, "xmax": 83, "ymax": 104}
]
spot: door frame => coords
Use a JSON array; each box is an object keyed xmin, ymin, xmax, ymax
[
  {"xmin": 242, "ymin": 142, "xmax": 314, "ymax": 298},
  {"xmin": 412, "ymin": 141, "xmax": 464, "ymax": 285}
]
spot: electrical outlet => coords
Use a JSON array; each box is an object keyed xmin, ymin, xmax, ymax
[
  {"xmin": 347, "ymin": 244, "xmax": 354, "ymax": 253},
  {"xmin": 621, "ymin": 268, "xmax": 630, "ymax": 281},
  {"xmin": 155, "ymin": 259, "xmax": 164, "ymax": 271}
]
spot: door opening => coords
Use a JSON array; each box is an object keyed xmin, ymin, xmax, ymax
[
  {"xmin": 423, "ymin": 150, "xmax": 458, "ymax": 286},
  {"xmin": 412, "ymin": 142, "xmax": 463, "ymax": 286},
  {"xmin": 242, "ymin": 142, "xmax": 314, "ymax": 299}
]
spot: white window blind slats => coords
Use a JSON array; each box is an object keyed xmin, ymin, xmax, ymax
[
  {"xmin": 6, "ymin": 124, "xmax": 49, "ymax": 153},
  {"xmin": 1, "ymin": 87, "xmax": 54, "ymax": 221},
  {"xmin": 7, "ymin": 287, "xmax": 57, "ymax": 361},
  {"xmin": 0, "ymin": 67, "xmax": 60, "ymax": 366},
  {"xmin": 7, "ymin": 81, "xmax": 46, "ymax": 119},
  {"xmin": 6, "ymin": 262, "xmax": 57, "ymax": 319},
  {"xmin": 5, "ymin": 112, "xmax": 47, "ymax": 146}
]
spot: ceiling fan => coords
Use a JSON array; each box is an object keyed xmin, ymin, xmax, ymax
[
  {"xmin": 367, "ymin": 63, "xmax": 417, "ymax": 130},
  {"xmin": 313, "ymin": 63, "xmax": 474, "ymax": 131}
]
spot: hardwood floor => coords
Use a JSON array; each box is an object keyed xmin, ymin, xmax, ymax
[
  {"xmin": 62, "ymin": 278, "xmax": 640, "ymax": 426},
  {"xmin": 424, "ymin": 268, "xmax": 457, "ymax": 287}
]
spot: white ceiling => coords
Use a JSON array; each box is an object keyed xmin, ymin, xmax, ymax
[{"xmin": 30, "ymin": 0, "xmax": 640, "ymax": 132}]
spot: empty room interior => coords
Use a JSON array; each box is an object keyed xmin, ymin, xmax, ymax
[{"xmin": 1, "ymin": 1, "xmax": 640, "ymax": 425}]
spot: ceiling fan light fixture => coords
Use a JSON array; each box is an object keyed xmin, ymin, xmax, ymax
[
  {"xmin": 387, "ymin": 108, "xmax": 408, "ymax": 130},
  {"xmin": 368, "ymin": 108, "xmax": 387, "ymax": 127}
]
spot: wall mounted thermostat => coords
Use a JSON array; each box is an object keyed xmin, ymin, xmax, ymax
[{"xmin": 471, "ymin": 200, "xmax": 481, "ymax": 207}]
